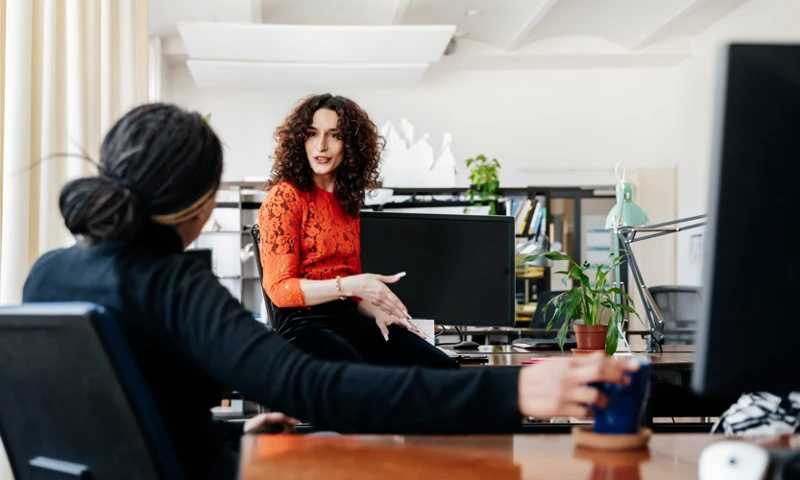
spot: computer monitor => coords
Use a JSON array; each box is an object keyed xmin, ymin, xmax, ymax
[
  {"xmin": 360, "ymin": 211, "xmax": 515, "ymax": 326},
  {"xmin": 693, "ymin": 44, "xmax": 800, "ymax": 396}
]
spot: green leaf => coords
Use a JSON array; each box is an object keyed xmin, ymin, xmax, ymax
[
  {"xmin": 605, "ymin": 318, "xmax": 619, "ymax": 356},
  {"xmin": 617, "ymin": 304, "xmax": 638, "ymax": 315},
  {"xmin": 556, "ymin": 318, "xmax": 570, "ymax": 351},
  {"xmin": 564, "ymin": 289, "xmax": 583, "ymax": 321}
]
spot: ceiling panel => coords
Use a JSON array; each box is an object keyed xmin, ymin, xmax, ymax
[
  {"xmin": 260, "ymin": 0, "xmax": 398, "ymax": 25},
  {"xmin": 178, "ymin": 22, "xmax": 456, "ymax": 63},
  {"xmin": 149, "ymin": 0, "xmax": 255, "ymax": 36},
  {"xmin": 402, "ymin": 0, "xmax": 553, "ymax": 49},
  {"xmin": 186, "ymin": 60, "xmax": 429, "ymax": 89},
  {"xmin": 636, "ymin": 0, "xmax": 750, "ymax": 48},
  {"xmin": 520, "ymin": 0, "xmax": 703, "ymax": 49}
]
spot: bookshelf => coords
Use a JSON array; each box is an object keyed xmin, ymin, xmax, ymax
[{"xmin": 191, "ymin": 183, "xmax": 267, "ymax": 317}]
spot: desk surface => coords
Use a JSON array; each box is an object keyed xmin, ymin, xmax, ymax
[
  {"xmin": 442, "ymin": 345, "xmax": 694, "ymax": 368},
  {"xmin": 240, "ymin": 433, "xmax": 800, "ymax": 479}
]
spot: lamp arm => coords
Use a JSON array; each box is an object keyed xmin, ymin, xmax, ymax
[
  {"xmin": 617, "ymin": 214, "xmax": 707, "ymax": 351},
  {"xmin": 628, "ymin": 221, "xmax": 707, "ymax": 243},
  {"xmin": 619, "ymin": 237, "xmax": 665, "ymax": 345},
  {"xmin": 633, "ymin": 214, "xmax": 708, "ymax": 230}
]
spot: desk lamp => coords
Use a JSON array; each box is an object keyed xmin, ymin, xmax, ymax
[
  {"xmin": 617, "ymin": 215, "xmax": 706, "ymax": 352},
  {"xmin": 605, "ymin": 162, "xmax": 649, "ymax": 353}
]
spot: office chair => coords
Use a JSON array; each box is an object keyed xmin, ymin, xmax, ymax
[
  {"xmin": 250, "ymin": 224, "xmax": 278, "ymax": 330},
  {"xmin": 529, "ymin": 290, "xmax": 568, "ymax": 332},
  {"xmin": 511, "ymin": 290, "xmax": 577, "ymax": 350},
  {"xmin": 649, "ymin": 285, "xmax": 700, "ymax": 346},
  {"xmin": 0, "ymin": 303, "xmax": 184, "ymax": 480}
]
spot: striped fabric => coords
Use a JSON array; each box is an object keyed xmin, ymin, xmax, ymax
[{"xmin": 713, "ymin": 392, "xmax": 800, "ymax": 436}]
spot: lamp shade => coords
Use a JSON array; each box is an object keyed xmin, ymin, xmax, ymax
[{"xmin": 605, "ymin": 181, "xmax": 649, "ymax": 229}]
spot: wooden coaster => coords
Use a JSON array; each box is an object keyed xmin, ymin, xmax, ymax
[{"xmin": 571, "ymin": 425, "xmax": 652, "ymax": 450}]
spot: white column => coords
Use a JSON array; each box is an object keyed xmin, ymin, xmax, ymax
[
  {"xmin": 84, "ymin": 0, "xmax": 100, "ymax": 172},
  {"xmin": 1, "ymin": 0, "xmax": 33, "ymax": 304},
  {"xmin": 40, "ymin": 0, "xmax": 67, "ymax": 253},
  {"xmin": 118, "ymin": 0, "xmax": 137, "ymax": 113},
  {"xmin": 148, "ymin": 36, "xmax": 162, "ymax": 102},
  {"xmin": 65, "ymin": 0, "xmax": 87, "ymax": 181},
  {"xmin": 134, "ymin": 0, "xmax": 149, "ymax": 103},
  {"xmin": 100, "ymin": 0, "xmax": 119, "ymax": 135},
  {"xmin": 28, "ymin": 0, "xmax": 44, "ymax": 265}
]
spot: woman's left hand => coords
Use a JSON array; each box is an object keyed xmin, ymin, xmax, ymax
[
  {"xmin": 373, "ymin": 309, "xmax": 426, "ymax": 341},
  {"xmin": 243, "ymin": 412, "xmax": 300, "ymax": 434},
  {"xmin": 358, "ymin": 301, "xmax": 427, "ymax": 341}
]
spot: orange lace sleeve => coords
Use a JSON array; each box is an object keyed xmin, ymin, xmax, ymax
[{"xmin": 258, "ymin": 183, "xmax": 306, "ymax": 308}]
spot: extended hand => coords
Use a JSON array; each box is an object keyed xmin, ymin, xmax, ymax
[
  {"xmin": 340, "ymin": 273, "xmax": 409, "ymax": 320},
  {"xmin": 518, "ymin": 353, "xmax": 640, "ymax": 419},
  {"xmin": 373, "ymin": 309, "xmax": 426, "ymax": 341}
]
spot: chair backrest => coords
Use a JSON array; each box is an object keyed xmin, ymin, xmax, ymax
[
  {"xmin": 250, "ymin": 224, "xmax": 278, "ymax": 330},
  {"xmin": 649, "ymin": 285, "xmax": 701, "ymax": 345},
  {"xmin": 0, "ymin": 303, "xmax": 184, "ymax": 480},
  {"xmin": 530, "ymin": 290, "xmax": 568, "ymax": 333}
]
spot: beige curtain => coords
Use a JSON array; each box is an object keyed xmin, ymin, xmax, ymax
[
  {"xmin": 0, "ymin": 0, "xmax": 149, "ymax": 307},
  {"xmin": 0, "ymin": 0, "xmax": 149, "ymax": 476}
]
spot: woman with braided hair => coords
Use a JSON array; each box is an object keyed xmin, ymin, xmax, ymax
[{"xmin": 24, "ymin": 102, "xmax": 641, "ymax": 479}]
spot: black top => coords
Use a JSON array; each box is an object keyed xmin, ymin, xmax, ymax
[{"xmin": 22, "ymin": 221, "xmax": 521, "ymax": 478}]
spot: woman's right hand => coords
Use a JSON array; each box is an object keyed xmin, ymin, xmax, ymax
[
  {"xmin": 517, "ymin": 353, "xmax": 641, "ymax": 419},
  {"xmin": 340, "ymin": 273, "xmax": 409, "ymax": 320}
]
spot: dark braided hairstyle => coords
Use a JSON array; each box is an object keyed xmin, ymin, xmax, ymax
[
  {"xmin": 268, "ymin": 94, "xmax": 384, "ymax": 217},
  {"xmin": 59, "ymin": 103, "xmax": 223, "ymax": 243}
]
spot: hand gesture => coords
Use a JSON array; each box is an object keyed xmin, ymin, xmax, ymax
[{"xmin": 341, "ymin": 272, "xmax": 409, "ymax": 320}]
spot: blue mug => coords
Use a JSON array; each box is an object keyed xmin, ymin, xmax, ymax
[{"xmin": 592, "ymin": 360, "xmax": 651, "ymax": 434}]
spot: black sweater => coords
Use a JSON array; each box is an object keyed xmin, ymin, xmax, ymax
[{"xmin": 22, "ymin": 222, "xmax": 521, "ymax": 478}]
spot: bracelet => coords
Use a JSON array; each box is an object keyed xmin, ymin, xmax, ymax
[{"xmin": 335, "ymin": 276, "xmax": 346, "ymax": 301}]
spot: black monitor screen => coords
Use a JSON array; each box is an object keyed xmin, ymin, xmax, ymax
[
  {"xmin": 360, "ymin": 211, "xmax": 515, "ymax": 326},
  {"xmin": 693, "ymin": 44, "xmax": 800, "ymax": 396}
]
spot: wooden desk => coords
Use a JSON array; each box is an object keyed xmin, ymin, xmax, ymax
[
  {"xmin": 444, "ymin": 345, "xmax": 693, "ymax": 371},
  {"xmin": 443, "ymin": 346, "xmax": 711, "ymax": 431},
  {"xmin": 239, "ymin": 433, "xmax": 800, "ymax": 479}
]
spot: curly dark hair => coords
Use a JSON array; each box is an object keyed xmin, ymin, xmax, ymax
[{"xmin": 267, "ymin": 93, "xmax": 384, "ymax": 217}]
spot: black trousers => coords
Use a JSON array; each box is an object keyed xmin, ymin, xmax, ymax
[{"xmin": 274, "ymin": 300, "xmax": 458, "ymax": 369}]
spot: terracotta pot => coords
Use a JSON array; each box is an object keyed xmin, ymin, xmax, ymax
[{"xmin": 574, "ymin": 324, "xmax": 608, "ymax": 351}]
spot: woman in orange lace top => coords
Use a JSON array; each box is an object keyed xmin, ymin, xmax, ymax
[{"xmin": 258, "ymin": 94, "xmax": 456, "ymax": 368}]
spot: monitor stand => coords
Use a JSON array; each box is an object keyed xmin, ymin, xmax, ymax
[{"xmin": 452, "ymin": 340, "xmax": 480, "ymax": 350}]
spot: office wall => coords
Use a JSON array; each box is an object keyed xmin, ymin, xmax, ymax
[
  {"xmin": 674, "ymin": 0, "xmax": 800, "ymax": 284},
  {"xmin": 164, "ymin": 65, "xmax": 680, "ymax": 187}
]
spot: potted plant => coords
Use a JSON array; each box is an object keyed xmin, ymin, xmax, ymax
[
  {"xmin": 465, "ymin": 154, "xmax": 500, "ymax": 215},
  {"xmin": 522, "ymin": 251, "xmax": 638, "ymax": 355}
]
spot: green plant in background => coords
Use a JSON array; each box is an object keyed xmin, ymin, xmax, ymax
[
  {"xmin": 465, "ymin": 154, "xmax": 501, "ymax": 215},
  {"xmin": 523, "ymin": 251, "xmax": 638, "ymax": 356},
  {"xmin": 202, "ymin": 112, "xmax": 227, "ymax": 147}
]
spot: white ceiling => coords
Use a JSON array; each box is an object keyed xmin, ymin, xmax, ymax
[{"xmin": 150, "ymin": 0, "xmax": 753, "ymax": 88}]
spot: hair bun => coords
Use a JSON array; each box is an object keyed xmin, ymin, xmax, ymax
[{"xmin": 59, "ymin": 176, "xmax": 145, "ymax": 243}]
